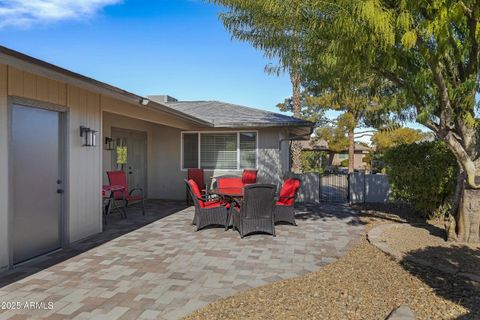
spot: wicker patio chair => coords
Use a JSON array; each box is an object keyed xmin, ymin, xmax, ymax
[
  {"xmin": 232, "ymin": 184, "xmax": 277, "ymax": 238},
  {"xmin": 184, "ymin": 179, "xmax": 230, "ymax": 231},
  {"xmin": 274, "ymin": 178, "xmax": 301, "ymax": 226}
]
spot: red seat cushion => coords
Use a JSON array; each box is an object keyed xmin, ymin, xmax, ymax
[
  {"xmin": 277, "ymin": 178, "xmax": 300, "ymax": 206},
  {"xmin": 127, "ymin": 194, "xmax": 143, "ymax": 201},
  {"xmin": 188, "ymin": 179, "xmax": 205, "ymax": 207},
  {"xmin": 242, "ymin": 170, "xmax": 258, "ymax": 184},
  {"xmin": 204, "ymin": 200, "xmax": 230, "ymax": 209},
  {"xmin": 217, "ymin": 177, "xmax": 243, "ymax": 189}
]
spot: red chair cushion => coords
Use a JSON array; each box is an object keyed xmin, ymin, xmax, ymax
[
  {"xmin": 188, "ymin": 179, "xmax": 205, "ymax": 207},
  {"xmin": 127, "ymin": 194, "xmax": 143, "ymax": 201},
  {"xmin": 204, "ymin": 200, "xmax": 230, "ymax": 209},
  {"xmin": 107, "ymin": 171, "xmax": 129, "ymax": 200},
  {"xmin": 188, "ymin": 168, "xmax": 205, "ymax": 190},
  {"xmin": 277, "ymin": 178, "xmax": 300, "ymax": 206},
  {"xmin": 217, "ymin": 177, "xmax": 243, "ymax": 189},
  {"xmin": 242, "ymin": 170, "xmax": 258, "ymax": 184}
]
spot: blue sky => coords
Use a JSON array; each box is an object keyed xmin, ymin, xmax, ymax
[
  {"xmin": 0, "ymin": 0, "xmax": 293, "ymax": 113},
  {"xmin": 0, "ymin": 0, "xmax": 430, "ymax": 139}
]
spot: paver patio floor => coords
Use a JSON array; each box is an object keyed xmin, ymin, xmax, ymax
[{"xmin": 0, "ymin": 201, "xmax": 363, "ymax": 320}]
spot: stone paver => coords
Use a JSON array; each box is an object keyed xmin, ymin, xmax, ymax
[{"xmin": 0, "ymin": 201, "xmax": 363, "ymax": 319}]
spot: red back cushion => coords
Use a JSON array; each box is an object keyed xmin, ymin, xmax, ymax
[
  {"xmin": 107, "ymin": 171, "xmax": 129, "ymax": 199},
  {"xmin": 217, "ymin": 177, "xmax": 243, "ymax": 189},
  {"xmin": 188, "ymin": 168, "xmax": 205, "ymax": 189},
  {"xmin": 242, "ymin": 170, "xmax": 258, "ymax": 184},
  {"xmin": 278, "ymin": 178, "xmax": 301, "ymax": 206},
  {"xmin": 188, "ymin": 179, "xmax": 205, "ymax": 207}
]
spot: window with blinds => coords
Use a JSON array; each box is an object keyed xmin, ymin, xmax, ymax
[
  {"xmin": 240, "ymin": 132, "xmax": 257, "ymax": 169},
  {"xmin": 201, "ymin": 133, "xmax": 237, "ymax": 169},
  {"xmin": 182, "ymin": 131, "xmax": 258, "ymax": 170}
]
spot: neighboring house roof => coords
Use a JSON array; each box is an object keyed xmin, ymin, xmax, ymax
[
  {"xmin": 148, "ymin": 98, "xmax": 314, "ymax": 129},
  {"xmin": 300, "ymin": 139, "xmax": 370, "ymax": 153},
  {"xmin": 0, "ymin": 45, "xmax": 313, "ymax": 133}
]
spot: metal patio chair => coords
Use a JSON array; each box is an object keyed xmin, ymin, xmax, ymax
[{"xmin": 107, "ymin": 170, "xmax": 145, "ymax": 216}]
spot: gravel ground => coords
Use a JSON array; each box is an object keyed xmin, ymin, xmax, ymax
[
  {"xmin": 185, "ymin": 204, "xmax": 480, "ymax": 320},
  {"xmin": 379, "ymin": 224, "xmax": 480, "ymax": 277}
]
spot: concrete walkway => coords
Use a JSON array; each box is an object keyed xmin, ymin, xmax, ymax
[{"xmin": 0, "ymin": 202, "xmax": 363, "ymax": 320}]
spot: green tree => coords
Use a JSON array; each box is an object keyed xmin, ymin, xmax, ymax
[
  {"xmin": 300, "ymin": 150, "xmax": 327, "ymax": 173},
  {"xmin": 211, "ymin": 0, "xmax": 480, "ymax": 242},
  {"xmin": 372, "ymin": 127, "xmax": 426, "ymax": 152},
  {"xmin": 326, "ymin": 0, "xmax": 480, "ymax": 242},
  {"xmin": 384, "ymin": 141, "xmax": 458, "ymax": 218},
  {"xmin": 211, "ymin": 0, "xmax": 307, "ymax": 172}
]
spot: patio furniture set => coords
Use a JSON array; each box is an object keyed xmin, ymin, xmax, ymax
[
  {"xmin": 102, "ymin": 170, "xmax": 146, "ymax": 224},
  {"xmin": 185, "ymin": 169, "xmax": 301, "ymax": 238}
]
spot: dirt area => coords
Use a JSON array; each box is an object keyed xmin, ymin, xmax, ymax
[
  {"xmin": 378, "ymin": 223, "xmax": 480, "ymax": 277},
  {"xmin": 184, "ymin": 203, "xmax": 480, "ymax": 320}
]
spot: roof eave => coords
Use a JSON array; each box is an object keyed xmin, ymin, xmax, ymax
[{"xmin": 211, "ymin": 121, "xmax": 315, "ymax": 128}]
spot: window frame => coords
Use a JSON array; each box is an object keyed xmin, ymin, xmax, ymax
[{"xmin": 181, "ymin": 130, "xmax": 259, "ymax": 171}]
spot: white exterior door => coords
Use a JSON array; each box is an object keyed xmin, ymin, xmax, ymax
[{"xmin": 12, "ymin": 105, "xmax": 62, "ymax": 264}]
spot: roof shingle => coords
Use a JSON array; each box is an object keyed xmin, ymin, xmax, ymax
[{"xmin": 150, "ymin": 99, "xmax": 313, "ymax": 128}]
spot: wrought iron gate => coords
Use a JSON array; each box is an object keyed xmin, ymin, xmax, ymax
[{"xmin": 320, "ymin": 173, "xmax": 349, "ymax": 202}]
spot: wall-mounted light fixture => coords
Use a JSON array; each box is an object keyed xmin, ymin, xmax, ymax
[
  {"xmin": 141, "ymin": 98, "xmax": 149, "ymax": 106},
  {"xmin": 105, "ymin": 137, "xmax": 115, "ymax": 151},
  {"xmin": 80, "ymin": 126, "xmax": 98, "ymax": 147}
]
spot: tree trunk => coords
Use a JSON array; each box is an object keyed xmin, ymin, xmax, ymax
[
  {"xmin": 290, "ymin": 57, "xmax": 302, "ymax": 173},
  {"xmin": 442, "ymin": 131, "xmax": 480, "ymax": 243},
  {"xmin": 348, "ymin": 127, "xmax": 355, "ymax": 173},
  {"xmin": 456, "ymin": 188, "xmax": 480, "ymax": 243}
]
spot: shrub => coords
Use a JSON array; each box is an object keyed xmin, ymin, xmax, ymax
[
  {"xmin": 301, "ymin": 151, "xmax": 326, "ymax": 173},
  {"xmin": 384, "ymin": 141, "xmax": 458, "ymax": 218},
  {"xmin": 340, "ymin": 159, "xmax": 349, "ymax": 167}
]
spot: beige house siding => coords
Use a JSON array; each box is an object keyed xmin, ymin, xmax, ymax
[
  {"xmin": 0, "ymin": 62, "xmax": 201, "ymax": 269},
  {"xmin": 1, "ymin": 66, "xmax": 103, "ymax": 253}
]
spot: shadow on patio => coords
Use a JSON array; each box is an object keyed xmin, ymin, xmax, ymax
[
  {"xmin": 0, "ymin": 200, "xmax": 187, "ymax": 288},
  {"xmin": 295, "ymin": 202, "xmax": 363, "ymax": 226}
]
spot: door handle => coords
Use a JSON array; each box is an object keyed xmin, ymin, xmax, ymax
[
  {"xmin": 128, "ymin": 172, "xmax": 133, "ymax": 174},
  {"xmin": 57, "ymin": 189, "xmax": 64, "ymax": 194},
  {"xmin": 57, "ymin": 179, "xmax": 62, "ymax": 184}
]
